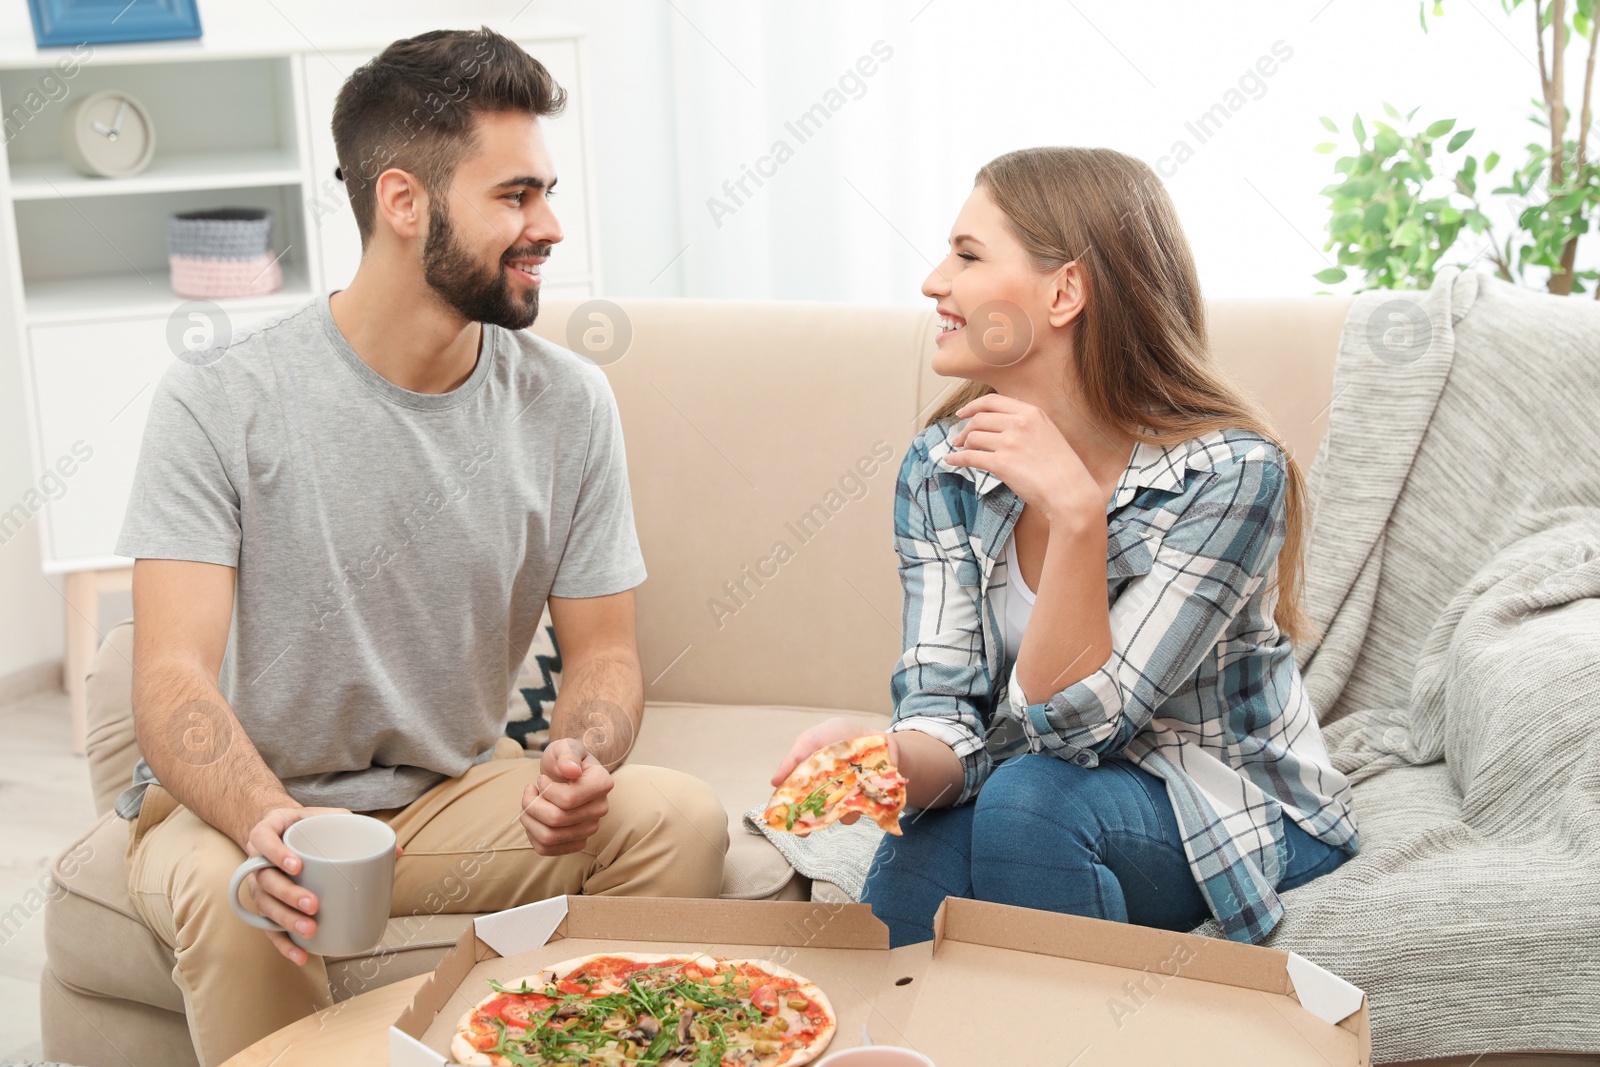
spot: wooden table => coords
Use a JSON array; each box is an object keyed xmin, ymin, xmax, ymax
[{"xmin": 220, "ymin": 974, "xmax": 427, "ymax": 1066}]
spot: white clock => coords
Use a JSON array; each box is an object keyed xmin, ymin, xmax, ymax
[{"xmin": 61, "ymin": 89, "xmax": 156, "ymax": 178}]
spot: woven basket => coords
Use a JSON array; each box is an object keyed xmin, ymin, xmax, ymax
[{"xmin": 166, "ymin": 207, "xmax": 282, "ymax": 299}]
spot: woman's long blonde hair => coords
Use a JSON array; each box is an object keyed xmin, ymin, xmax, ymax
[{"xmin": 924, "ymin": 147, "xmax": 1316, "ymax": 647}]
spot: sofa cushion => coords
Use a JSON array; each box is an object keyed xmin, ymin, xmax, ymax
[
  {"xmin": 40, "ymin": 965, "xmax": 199, "ymax": 1067},
  {"xmin": 632, "ymin": 700, "xmax": 889, "ymax": 817},
  {"xmin": 83, "ymin": 618, "xmax": 138, "ymax": 818},
  {"xmin": 720, "ymin": 819, "xmax": 801, "ymax": 900},
  {"xmin": 630, "ymin": 700, "xmax": 890, "ymax": 899},
  {"xmin": 530, "ymin": 299, "xmax": 922, "ymax": 718},
  {"xmin": 47, "ymin": 812, "xmax": 187, "ymax": 1014}
]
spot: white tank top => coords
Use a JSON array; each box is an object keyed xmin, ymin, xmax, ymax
[{"xmin": 1001, "ymin": 530, "xmax": 1036, "ymax": 679}]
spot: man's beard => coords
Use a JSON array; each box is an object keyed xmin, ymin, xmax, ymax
[{"xmin": 420, "ymin": 200, "xmax": 544, "ymax": 331}]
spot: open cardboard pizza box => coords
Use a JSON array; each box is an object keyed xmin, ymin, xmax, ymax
[
  {"xmin": 389, "ymin": 895, "xmax": 1369, "ymax": 1066},
  {"xmin": 390, "ymin": 896, "xmax": 893, "ymax": 1066}
]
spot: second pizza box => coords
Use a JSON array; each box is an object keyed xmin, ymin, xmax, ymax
[
  {"xmin": 874, "ymin": 897, "xmax": 1370, "ymax": 1066},
  {"xmin": 389, "ymin": 894, "xmax": 1369, "ymax": 1066}
]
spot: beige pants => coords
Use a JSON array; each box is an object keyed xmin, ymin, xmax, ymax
[{"xmin": 126, "ymin": 738, "xmax": 730, "ymax": 1067}]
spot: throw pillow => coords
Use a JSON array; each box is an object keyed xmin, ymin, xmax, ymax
[{"xmin": 506, "ymin": 603, "xmax": 560, "ymax": 752}]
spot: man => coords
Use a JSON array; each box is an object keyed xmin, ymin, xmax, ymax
[{"xmin": 115, "ymin": 27, "xmax": 728, "ymax": 1065}]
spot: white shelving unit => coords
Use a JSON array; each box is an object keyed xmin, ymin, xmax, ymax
[
  {"xmin": 8, "ymin": 148, "xmax": 306, "ymax": 199},
  {"xmin": 0, "ymin": 26, "xmax": 600, "ymax": 751},
  {"xmin": 23, "ymin": 261, "xmax": 315, "ymax": 323}
]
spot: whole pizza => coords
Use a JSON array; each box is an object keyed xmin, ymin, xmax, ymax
[{"xmin": 452, "ymin": 952, "xmax": 837, "ymax": 1066}]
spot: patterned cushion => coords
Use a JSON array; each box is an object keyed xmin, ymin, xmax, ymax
[{"xmin": 505, "ymin": 604, "xmax": 560, "ymax": 751}]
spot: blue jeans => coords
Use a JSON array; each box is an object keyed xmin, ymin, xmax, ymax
[{"xmin": 861, "ymin": 752, "xmax": 1348, "ymax": 947}]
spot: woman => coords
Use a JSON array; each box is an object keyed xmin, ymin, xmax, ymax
[{"xmin": 771, "ymin": 147, "xmax": 1358, "ymax": 947}]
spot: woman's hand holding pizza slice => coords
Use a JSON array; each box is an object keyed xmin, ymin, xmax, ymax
[{"xmin": 766, "ymin": 719, "xmax": 908, "ymax": 837}]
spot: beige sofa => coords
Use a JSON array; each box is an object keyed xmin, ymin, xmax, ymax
[{"xmin": 47, "ymin": 292, "xmax": 1489, "ymax": 1067}]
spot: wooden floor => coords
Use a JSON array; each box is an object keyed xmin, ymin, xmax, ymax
[{"xmin": 0, "ymin": 687, "xmax": 93, "ymax": 1063}]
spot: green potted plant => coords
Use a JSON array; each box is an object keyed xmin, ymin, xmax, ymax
[{"xmin": 1316, "ymin": 0, "xmax": 1599, "ymax": 296}]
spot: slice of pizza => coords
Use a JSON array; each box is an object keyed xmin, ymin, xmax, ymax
[{"xmin": 764, "ymin": 733, "xmax": 908, "ymax": 837}]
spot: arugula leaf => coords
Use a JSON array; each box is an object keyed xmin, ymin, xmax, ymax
[
  {"xmin": 785, "ymin": 780, "xmax": 839, "ymax": 830},
  {"xmin": 636, "ymin": 1027, "xmax": 674, "ymax": 1067},
  {"xmin": 487, "ymin": 976, "xmax": 537, "ymax": 995}
]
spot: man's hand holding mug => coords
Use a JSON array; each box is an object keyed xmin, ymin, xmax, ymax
[{"xmin": 230, "ymin": 807, "xmax": 404, "ymax": 964}]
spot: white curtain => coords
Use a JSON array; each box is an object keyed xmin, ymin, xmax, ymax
[{"xmin": 664, "ymin": 1, "xmax": 961, "ymax": 304}]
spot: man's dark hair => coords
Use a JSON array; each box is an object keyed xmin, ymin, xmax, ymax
[{"xmin": 331, "ymin": 26, "xmax": 567, "ymax": 248}]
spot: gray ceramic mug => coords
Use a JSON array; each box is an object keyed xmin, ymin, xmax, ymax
[{"xmin": 228, "ymin": 812, "xmax": 396, "ymax": 956}]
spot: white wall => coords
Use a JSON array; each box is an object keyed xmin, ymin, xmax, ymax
[{"xmin": 0, "ymin": 0, "xmax": 1585, "ymax": 679}]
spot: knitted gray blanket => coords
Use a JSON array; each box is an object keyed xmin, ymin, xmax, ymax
[{"xmin": 1187, "ymin": 268, "xmax": 1600, "ymax": 1062}]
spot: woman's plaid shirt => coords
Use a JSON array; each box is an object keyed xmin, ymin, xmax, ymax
[{"xmin": 887, "ymin": 417, "xmax": 1359, "ymax": 943}]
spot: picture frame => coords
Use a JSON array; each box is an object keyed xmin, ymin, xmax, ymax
[{"xmin": 26, "ymin": 0, "xmax": 202, "ymax": 48}]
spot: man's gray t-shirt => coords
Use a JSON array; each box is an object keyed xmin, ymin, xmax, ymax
[{"xmin": 114, "ymin": 293, "xmax": 646, "ymax": 815}]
